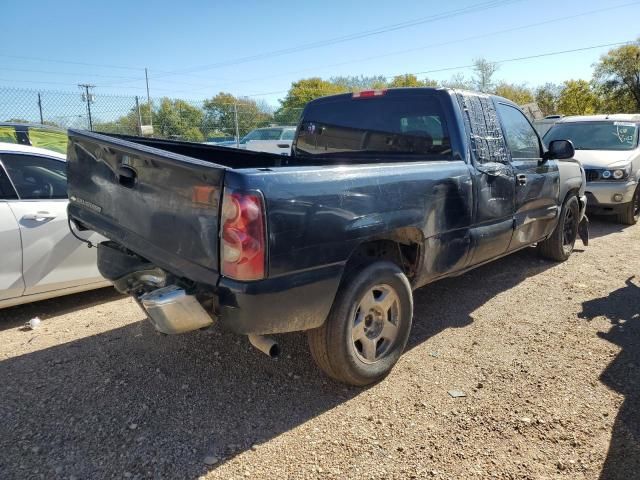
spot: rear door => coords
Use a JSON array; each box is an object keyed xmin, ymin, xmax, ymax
[
  {"xmin": 495, "ymin": 102, "xmax": 560, "ymax": 251},
  {"xmin": 0, "ymin": 166, "xmax": 24, "ymax": 301},
  {"xmin": 1, "ymin": 152, "xmax": 103, "ymax": 295},
  {"xmin": 66, "ymin": 130, "xmax": 226, "ymax": 285},
  {"xmin": 455, "ymin": 92, "xmax": 515, "ymax": 267}
]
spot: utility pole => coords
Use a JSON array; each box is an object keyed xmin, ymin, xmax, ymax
[
  {"xmin": 37, "ymin": 93, "xmax": 44, "ymax": 124},
  {"xmin": 78, "ymin": 83, "xmax": 95, "ymax": 131},
  {"xmin": 135, "ymin": 96, "xmax": 143, "ymax": 135},
  {"xmin": 234, "ymin": 102, "xmax": 240, "ymax": 147},
  {"xmin": 145, "ymin": 68, "xmax": 153, "ymax": 128}
]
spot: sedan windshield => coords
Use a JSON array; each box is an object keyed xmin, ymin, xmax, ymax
[{"xmin": 544, "ymin": 122, "xmax": 638, "ymax": 151}]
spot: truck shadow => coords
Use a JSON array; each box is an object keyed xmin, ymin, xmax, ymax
[
  {"xmin": 578, "ymin": 276, "xmax": 640, "ymax": 479},
  {"xmin": 0, "ymin": 246, "xmax": 566, "ymax": 479},
  {"xmin": 0, "ymin": 287, "xmax": 123, "ymax": 332}
]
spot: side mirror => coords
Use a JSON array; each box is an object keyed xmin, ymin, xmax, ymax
[{"xmin": 543, "ymin": 139, "xmax": 575, "ymax": 161}]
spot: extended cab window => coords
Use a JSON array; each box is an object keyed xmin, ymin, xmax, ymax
[
  {"xmin": 1, "ymin": 154, "xmax": 67, "ymax": 200},
  {"xmin": 295, "ymin": 94, "xmax": 451, "ymax": 158},
  {"xmin": 497, "ymin": 103, "xmax": 541, "ymax": 159}
]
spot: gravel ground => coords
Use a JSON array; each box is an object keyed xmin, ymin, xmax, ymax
[{"xmin": 0, "ymin": 218, "xmax": 638, "ymax": 480}]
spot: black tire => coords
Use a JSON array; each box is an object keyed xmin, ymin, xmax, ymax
[
  {"xmin": 616, "ymin": 185, "xmax": 640, "ymax": 225},
  {"xmin": 307, "ymin": 261, "xmax": 413, "ymax": 386},
  {"xmin": 538, "ymin": 195, "xmax": 580, "ymax": 262}
]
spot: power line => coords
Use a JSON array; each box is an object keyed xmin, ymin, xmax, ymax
[
  {"xmin": 201, "ymin": 1, "xmax": 640, "ymax": 92},
  {"xmin": 408, "ymin": 40, "xmax": 635, "ymax": 78},
  {"xmin": 102, "ymin": 0, "xmax": 522, "ymax": 86}
]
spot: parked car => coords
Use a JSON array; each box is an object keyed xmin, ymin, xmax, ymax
[
  {"xmin": 66, "ymin": 88, "xmax": 587, "ymax": 386},
  {"xmin": 217, "ymin": 126, "xmax": 296, "ymax": 155},
  {"xmin": 0, "ymin": 142, "xmax": 108, "ymax": 309},
  {"xmin": 544, "ymin": 114, "xmax": 640, "ymax": 224},
  {"xmin": 0, "ymin": 122, "xmax": 68, "ymax": 155}
]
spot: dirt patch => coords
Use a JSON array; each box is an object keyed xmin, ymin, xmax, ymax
[{"xmin": 0, "ymin": 218, "xmax": 638, "ymax": 479}]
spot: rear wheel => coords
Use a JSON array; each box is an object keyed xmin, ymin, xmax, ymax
[
  {"xmin": 308, "ymin": 261, "xmax": 413, "ymax": 386},
  {"xmin": 616, "ymin": 185, "xmax": 640, "ymax": 225},
  {"xmin": 538, "ymin": 195, "xmax": 580, "ymax": 262}
]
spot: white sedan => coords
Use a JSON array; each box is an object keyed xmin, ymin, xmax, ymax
[{"xmin": 0, "ymin": 142, "xmax": 108, "ymax": 309}]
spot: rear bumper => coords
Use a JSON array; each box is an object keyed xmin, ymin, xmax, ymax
[
  {"xmin": 585, "ymin": 180, "xmax": 637, "ymax": 214},
  {"xmin": 216, "ymin": 264, "xmax": 344, "ymax": 335}
]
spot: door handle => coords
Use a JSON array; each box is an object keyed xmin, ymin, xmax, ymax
[
  {"xmin": 276, "ymin": 143, "xmax": 290, "ymax": 149},
  {"xmin": 516, "ymin": 174, "xmax": 527, "ymax": 186},
  {"xmin": 22, "ymin": 211, "xmax": 57, "ymax": 221}
]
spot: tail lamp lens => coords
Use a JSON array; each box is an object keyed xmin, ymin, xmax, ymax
[{"xmin": 220, "ymin": 189, "xmax": 266, "ymax": 280}]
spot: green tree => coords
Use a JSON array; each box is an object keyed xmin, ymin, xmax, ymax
[
  {"xmin": 203, "ymin": 92, "xmax": 272, "ymax": 138},
  {"xmin": 330, "ymin": 75, "xmax": 388, "ymax": 90},
  {"xmin": 95, "ymin": 103, "xmax": 153, "ymax": 135},
  {"xmin": 557, "ymin": 80, "xmax": 598, "ymax": 116},
  {"xmin": 388, "ymin": 74, "xmax": 438, "ymax": 88},
  {"xmin": 441, "ymin": 73, "xmax": 472, "ymax": 90},
  {"xmin": 534, "ymin": 83, "xmax": 562, "ymax": 116},
  {"xmin": 472, "ymin": 58, "xmax": 499, "ymax": 93},
  {"xmin": 593, "ymin": 41, "xmax": 640, "ymax": 112},
  {"xmin": 275, "ymin": 78, "xmax": 348, "ymax": 123},
  {"xmin": 494, "ymin": 83, "xmax": 534, "ymax": 105},
  {"xmin": 154, "ymin": 98, "xmax": 205, "ymax": 141}
]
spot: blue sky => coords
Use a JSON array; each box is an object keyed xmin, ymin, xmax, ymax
[{"xmin": 1, "ymin": 0, "xmax": 639, "ymax": 107}]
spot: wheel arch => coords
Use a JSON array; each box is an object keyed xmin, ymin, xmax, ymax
[{"xmin": 343, "ymin": 227, "xmax": 424, "ymax": 283}]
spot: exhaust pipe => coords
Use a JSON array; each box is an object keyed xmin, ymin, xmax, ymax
[{"xmin": 248, "ymin": 334, "xmax": 280, "ymax": 358}]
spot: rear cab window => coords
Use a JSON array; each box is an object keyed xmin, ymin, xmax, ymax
[{"xmin": 294, "ymin": 91, "xmax": 452, "ymax": 159}]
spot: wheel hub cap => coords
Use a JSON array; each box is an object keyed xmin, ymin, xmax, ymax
[{"xmin": 351, "ymin": 284, "xmax": 400, "ymax": 364}]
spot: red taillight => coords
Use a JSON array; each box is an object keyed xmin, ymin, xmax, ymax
[
  {"xmin": 220, "ymin": 189, "xmax": 266, "ymax": 281},
  {"xmin": 353, "ymin": 89, "xmax": 386, "ymax": 99}
]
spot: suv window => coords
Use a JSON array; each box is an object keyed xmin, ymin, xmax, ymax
[
  {"xmin": 496, "ymin": 103, "xmax": 541, "ymax": 159},
  {"xmin": 295, "ymin": 94, "xmax": 451, "ymax": 157},
  {"xmin": 1, "ymin": 154, "xmax": 67, "ymax": 200},
  {"xmin": 240, "ymin": 128, "xmax": 283, "ymax": 144},
  {"xmin": 281, "ymin": 129, "xmax": 296, "ymax": 141}
]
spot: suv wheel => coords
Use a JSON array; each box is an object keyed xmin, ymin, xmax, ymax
[
  {"xmin": 616, "ymin": 185, "xmax": 640, "ymax": 225},
  {"xmin": 308, "ymin": 261, "xmax": 413, "ymax": 386}
]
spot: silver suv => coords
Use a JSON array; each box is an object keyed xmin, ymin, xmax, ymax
[{"xmin": 544, "ymin": 115, "xmax": 640, "ymax": 224}]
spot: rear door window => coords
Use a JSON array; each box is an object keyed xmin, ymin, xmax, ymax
[{"xmin": 295, "ymin": 94, "xmax": 451, "ymax": 158}]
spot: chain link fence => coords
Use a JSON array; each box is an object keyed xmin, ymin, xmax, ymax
[{"xmin": 0, "ymin": 87, "xmax": 303, "ymax": 143}]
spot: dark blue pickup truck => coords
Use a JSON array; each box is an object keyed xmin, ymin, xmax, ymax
[{"xmin": 66, "ymin": 87, "xmax": 588, "ymax": 386}]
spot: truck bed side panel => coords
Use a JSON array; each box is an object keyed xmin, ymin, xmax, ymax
[{"xmin": 226, "ymin": 161, "xmax": 473, "ymax": 282}]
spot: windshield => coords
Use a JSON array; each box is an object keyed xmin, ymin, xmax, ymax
[
  {"xmin": 240, "ymin": 128, "xmax": 283, "ymax": 144},
  {"xmin": 295, "ymin": 94, "xmax": 451, "ymax": 157},
  {"xmin": 544, "ymin": 122, "xmax": 639, "ymax": 151}
]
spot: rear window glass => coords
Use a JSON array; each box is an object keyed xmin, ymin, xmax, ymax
[
  {"xmin": 295, "ymin": 94, "xmax": 451, "ymax": 158},
  {"xmin": 0, "ymin": 126, "xmax": 17, "ymax": 144},
  {"xmin": 28, "ymin": 128, "xmax": 68, "ymax": 155}
]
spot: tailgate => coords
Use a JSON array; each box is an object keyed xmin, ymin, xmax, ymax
[{"xmin": 66, "ymin": 130, "xmax": 225, "ymax": 285}]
